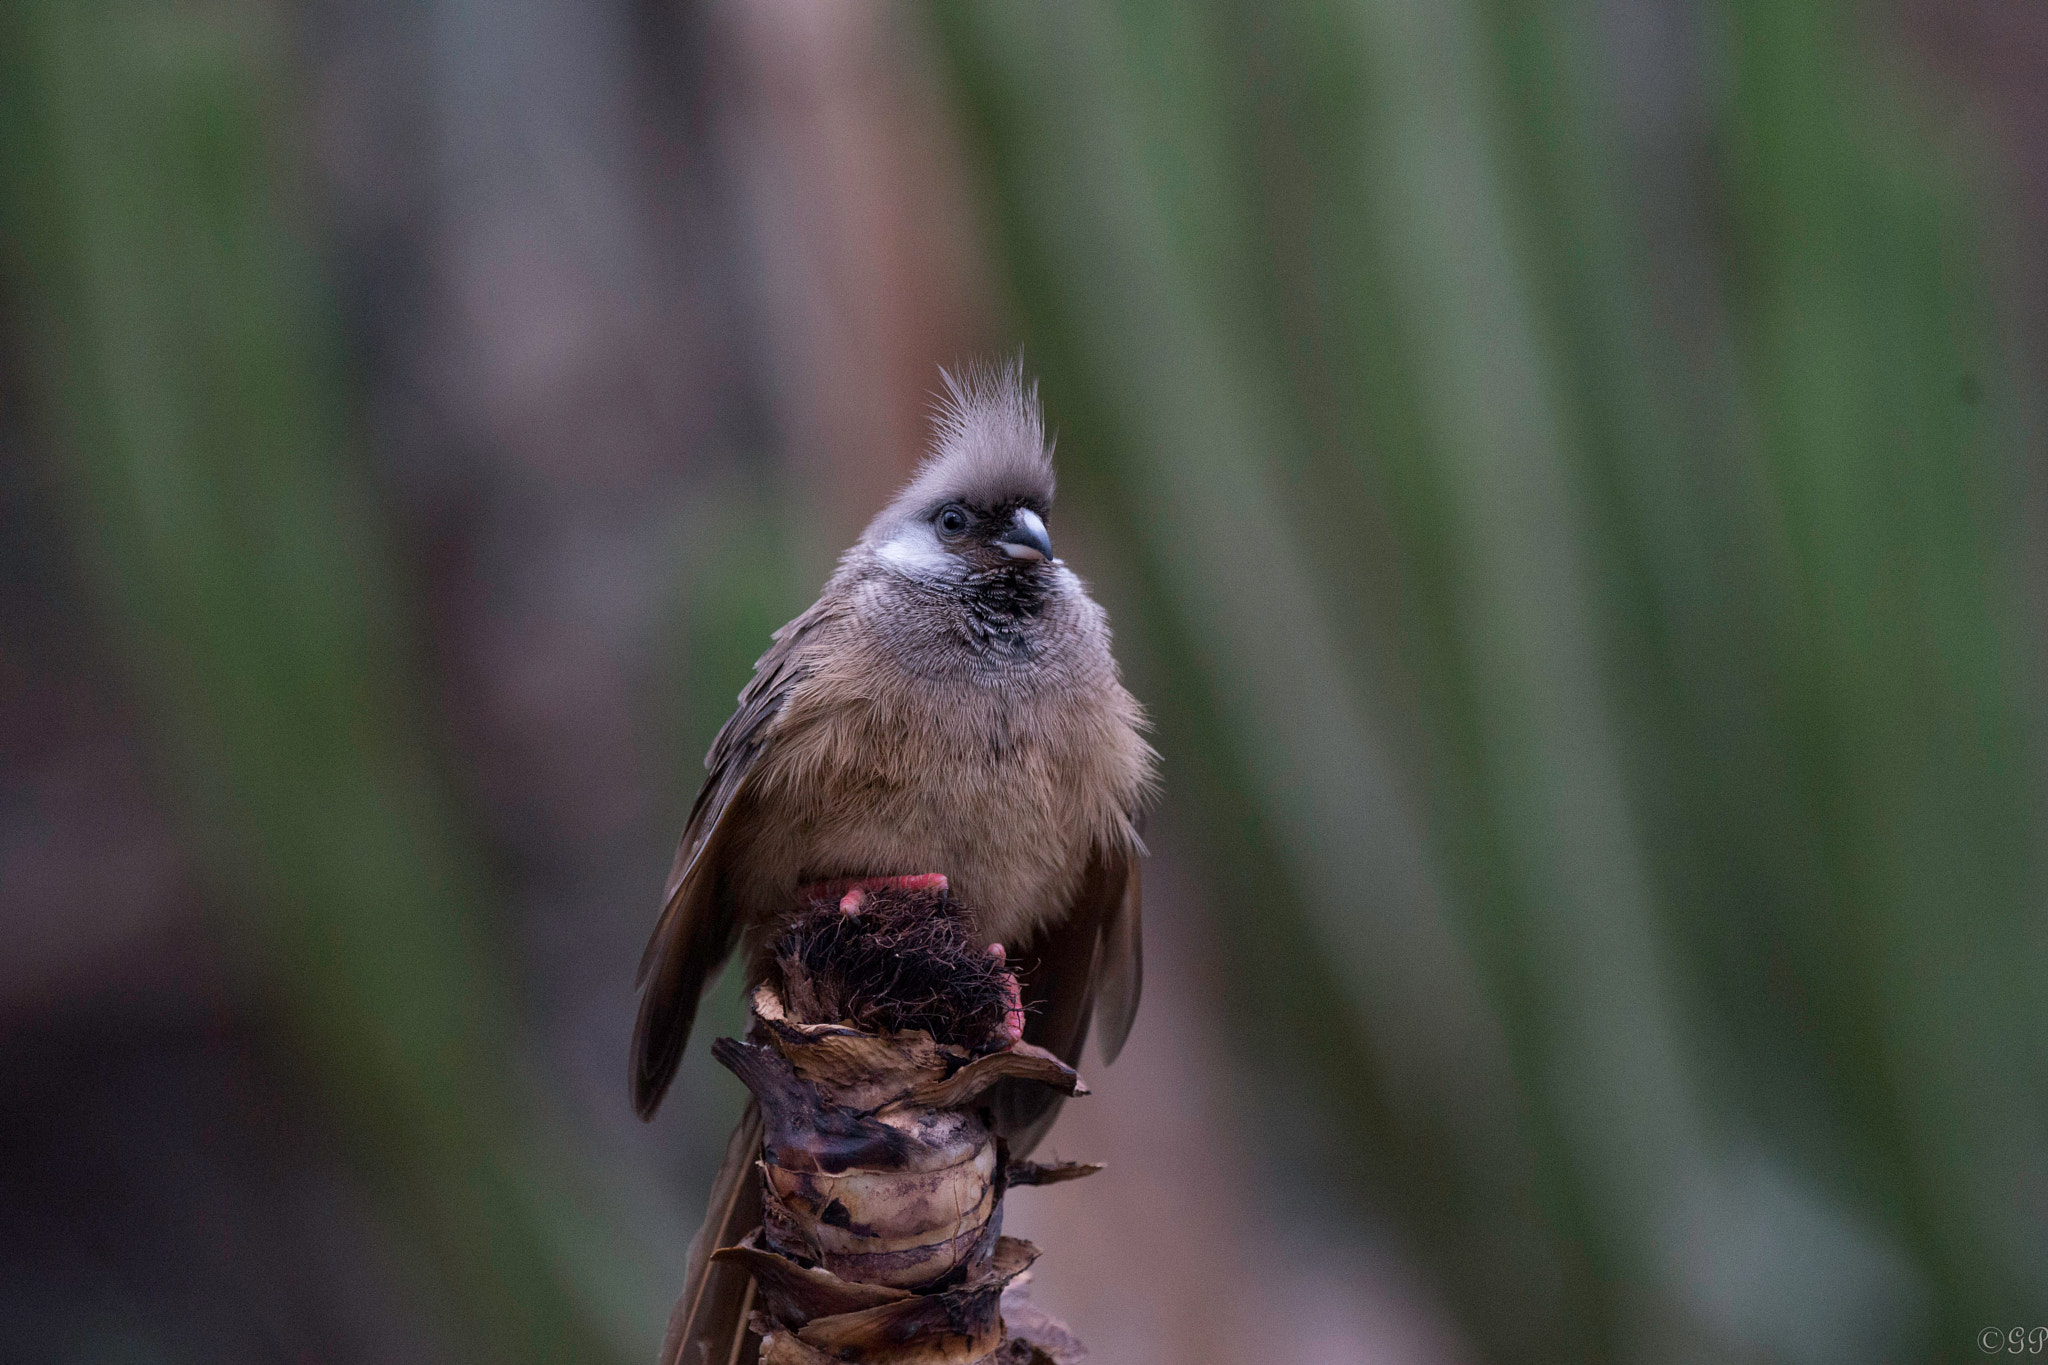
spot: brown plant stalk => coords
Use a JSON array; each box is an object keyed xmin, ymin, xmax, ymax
[{"xmin": 662, "ymin": 882, "xmax": 1097, "ymax": 1365}]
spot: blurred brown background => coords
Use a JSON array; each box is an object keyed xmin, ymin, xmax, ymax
[{"xmin": 3, "ymin": 1, "xmax": 2047, "ymax": 1362}]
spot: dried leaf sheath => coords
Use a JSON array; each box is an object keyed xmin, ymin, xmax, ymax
[{"xmin": 658, "ymin": 883, "xmax": 1096, "ymax": 1364}]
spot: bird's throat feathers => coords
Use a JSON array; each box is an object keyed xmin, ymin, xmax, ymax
[
  {"xmin": 858, "ymin": 549, "xmax": 1061, "ymax": 666},
  {"xmin": 959, "ymin": 564, "xmax": 1053, "ymax": 658}
]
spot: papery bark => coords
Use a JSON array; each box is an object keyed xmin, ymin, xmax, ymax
[{"xmin": 706, "ymin": 979, "xmax": 1094, "ymax": 1362}]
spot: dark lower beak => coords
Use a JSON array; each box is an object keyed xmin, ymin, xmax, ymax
[{"xmin": 995, "ymin": 507, "xmax": 1052, "ymax": 562}]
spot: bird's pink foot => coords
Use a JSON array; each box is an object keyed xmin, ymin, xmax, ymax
[
  {"xmin": 800, "ymin": 872, "xmax": 951, "ymax": 913},
  {"xmin": 993, "ymin": 955, "xmax": 1025, "ymax": 1046}
]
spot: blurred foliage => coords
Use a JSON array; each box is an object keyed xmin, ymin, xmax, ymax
[
  {"xmin": 935, "ymin": 1, "xmax": 2046, "ymax": 1362},
  {"xmin": 0, "ymin": 1, "xmax": 629, "ymax": 1361}
]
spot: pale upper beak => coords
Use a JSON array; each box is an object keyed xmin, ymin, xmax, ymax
[{"xmin": 995, "ymin": 507, "xmax": 1052, "ymax": 561}]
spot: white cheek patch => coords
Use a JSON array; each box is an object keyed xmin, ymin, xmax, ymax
[{"xmin": 876, "ymin": 525, "xmax": 955, "ymax": 576}]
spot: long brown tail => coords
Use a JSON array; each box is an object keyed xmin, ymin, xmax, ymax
[{"xmin": 657, "ymin": 1101, "xmax": 765, "ymax": 1365}]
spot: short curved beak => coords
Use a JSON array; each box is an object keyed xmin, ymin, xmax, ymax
[{"xmin": 995, "ymin": 507, "xmax": 1052, "ymax": 562}]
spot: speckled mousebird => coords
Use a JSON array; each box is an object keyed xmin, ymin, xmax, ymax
[{"xmin": 631, "ymin": 360, "xmax": 1156, "ymax": 1162}]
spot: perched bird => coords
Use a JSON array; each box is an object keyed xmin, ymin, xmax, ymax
[
  {"xmin": 638, "ymin": 361, "xmax": 1155, "ymax": 1363},
  {"xmin": 633, "ymin": 360, "xmax": 1155, "ymax": 1141}
]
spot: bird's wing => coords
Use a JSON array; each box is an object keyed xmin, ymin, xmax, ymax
[
  {"xmin": 991, "ymin": 840, "xmax": 1140, "ymax": 1156},
  {"xmin": 632, "ymin": 599, "xmax": 839, "ymax": 1119},
  {"xmin": 657, "ymin": 1100, "xmax": 765, "ymax": 1365},
  {"xmin": 1094, "ymin": 851, "xmax": 1142, "ymax": 1065}
]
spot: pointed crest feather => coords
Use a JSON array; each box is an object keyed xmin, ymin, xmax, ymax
[{"xmin": 869, "ymin": 358, "xmax": 1055, "ymax": 538}]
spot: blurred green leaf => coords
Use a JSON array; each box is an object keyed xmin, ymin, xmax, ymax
[{"xmin": 0, "ymin": 2, "xmax": 628, "ymax": 1360}]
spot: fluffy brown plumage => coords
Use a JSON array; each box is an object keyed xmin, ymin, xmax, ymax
[{"xmin": 632, "ymin": 360, "xmax": 1156, "ymax": 1144}]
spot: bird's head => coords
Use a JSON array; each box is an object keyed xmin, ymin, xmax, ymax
[{"xmin": 863, "ymin": 360, "xmax": 1060, "ymax": 587}]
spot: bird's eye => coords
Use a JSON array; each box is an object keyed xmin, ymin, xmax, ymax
[{"xmin": 935, "ymin": 506, "xmax": 970, "ymax": 538}]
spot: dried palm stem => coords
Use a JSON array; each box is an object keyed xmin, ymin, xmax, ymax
[{"xmin": 696, "ymin": 882, "xmax": 1098, "ymax": 1364}]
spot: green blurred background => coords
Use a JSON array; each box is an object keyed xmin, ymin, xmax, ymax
[{"xmin": 2, "ymin": 0, "xmax": 2043, "ymax": 1361}]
